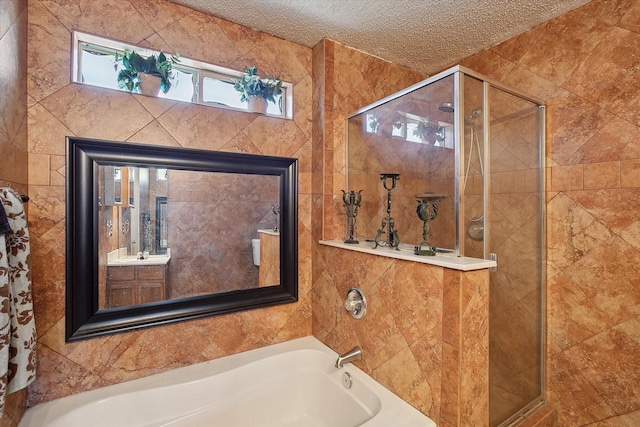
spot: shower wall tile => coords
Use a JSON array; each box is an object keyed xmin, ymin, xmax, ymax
[
  {"xmin": 26, "ymin": 0, "xmax": 312, "ymax": 406},
  {"xmin": 583, "ymin": 161, "xmax": 620, "ymax": 189},
  {"xmin": 461, "ymin": 0, "xmax": 640, "ymax": 424}
]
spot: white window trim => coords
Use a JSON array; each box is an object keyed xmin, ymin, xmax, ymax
[{"xmin": 72, "ymin": 31, "xmax": 294, "ymax": 119}]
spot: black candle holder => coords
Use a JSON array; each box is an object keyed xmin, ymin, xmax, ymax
[
  {"xmin": 374, "ymin": 173, "xmax": 400, "ymax": 250},
  {"xmin": 413, "ymin": 193, "xmax": 445, "ymax": 256},
  {"xmin": 342, "ymin": 190, "xmax": 362, "ymax": 244}
]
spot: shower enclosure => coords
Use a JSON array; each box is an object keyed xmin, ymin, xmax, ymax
[{"xmin": 346, "ymin": 65, "xmax": 545, "ymax": 426}]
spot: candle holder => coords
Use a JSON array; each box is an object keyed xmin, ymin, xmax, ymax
[
  {"xmin": 341, "ymin": 190, "xmax": 363, "ymax": 244},
  {"xmin": 374, "ymin": 173, "xmax": 401, "ymax": 250},
  {"xmin": 413, "ymin": 193, "xmax": 445, "ymax": 256}
]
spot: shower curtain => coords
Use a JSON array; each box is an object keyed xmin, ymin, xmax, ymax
[{"xmin": 0, "ymin": 188, "xmax": 36, "ymax": 418}]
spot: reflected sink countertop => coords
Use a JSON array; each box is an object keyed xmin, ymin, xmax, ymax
[{"xmin": 107, "ymin": 248, "xmax": 171, "ymax": 266}]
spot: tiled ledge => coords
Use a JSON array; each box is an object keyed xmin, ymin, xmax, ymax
[{"xmin": 319, "ymin": 240, "xmax": 496, "ymax": 271}]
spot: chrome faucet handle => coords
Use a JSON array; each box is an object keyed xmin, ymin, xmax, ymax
[{"xmin": 344, "ymin": 288, "xmax": 366, "ymax": 319}]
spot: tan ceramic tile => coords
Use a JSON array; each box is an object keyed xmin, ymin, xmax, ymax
[
  {"xmin": 570, "ymin": 188, "xmax": 640, "ymax": 234},
  {"xmin": 547, "ymin": 273, "xmax": 616, "ymax": 353},
  {"xmin": 569, "ymin": 117, "xmax": 640, "ymax": 164},
  {"xmin": 39, "ymin": 85, "xmax": 154, "ymax": 141},
  {"xmin": 410, "ymin": 331, "xmax": 443, "ymax": 423},
  {"xmin": 546, "ymin": 96, "xmax": 614, "ymax": 166},
  {"xmin": 158, "ymin": 102, "xmax": 253, "ymax": 151},
  {"xmin": 28, "ymin": 343, "xmax": 110, "ymax": 405},
  {"xmin": 158, "ymin": 12, "xmax": 253, "ymax": 68},
  {"xmin": 371, "ymin": 347, "xmax": 434, "ymax": 416},
  {"xmin": 564, "ymin": 236, "xmax": 640, "ymax": 326},
  {"xmin": 41, "ymin": 0, "xmax": 154, "ymax": 43},
  {"xmin": 132, "ymin": 0, "xmax": 192, "ymax": 33},
  {"xmin": 546, "ymin": 193, "xmax": 611, "ymax": 270},
  {"xmin": 578, "ymin": 0, "xmax": 637, "ymax": 26},
  {"xmin": 564, "ymin": 316, "xmax": 640, "ymax": 414},
  {"xmin": 584, "ymin": 161, "xmax": 620, "ymax": 190},
  {"xmin": 564, "ymin": 27, "xmax": 640, "ymax": 128},
  {"xmin": 621, "ymin": 159, "xmax": 640, "ymax": 188},
  {"xmin": 547, "ymin": 352, "xmax": 616, "ymax": 426},
  {"xmin": 550, "ymin": 164, "xmax": 583, "ymax": 191},
  {"xmin": 27, "ymin": 2, "xmax": 71, "ymax": 102},
  {"xmin": 28, "ymin": 153, "xmax": 49, "ymax": 185},
  {"xmin": 381, "ymin": 262, "xmax": 443, "ymax": 345},
  {"xmin": 27, "ymin": 103, "xmax": 71, "ymax": 156},
  {"xmin": 440, "ymin": 342, "xmax": 460, "ymax": 425},
  {"xmin": 620, "ymin": 221, "xmax": 640, "ymax": 251},
  {"xmin": 241, "ymin": 116, "xmax": 308, "ymax": 158},
  {"xmin": 518, "ymin": 9, "xmax": 611, "ymax": 86}
]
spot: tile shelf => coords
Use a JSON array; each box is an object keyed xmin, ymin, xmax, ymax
[{"xmin": 319, "ymin": 240, "xmax": 496, "ymax": 271}]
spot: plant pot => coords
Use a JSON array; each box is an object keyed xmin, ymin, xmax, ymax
[
  {"xmin": 247, "ymin": 96, "xmax": 267, "ymax": 114},
  {"xmin": 138, "ymin": 73, "xmax": 162, "ymax": 96}
]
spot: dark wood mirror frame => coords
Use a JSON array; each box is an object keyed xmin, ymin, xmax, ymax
[{"xmin": 66, "ymin": 137, "xmax": 298, "ymax": 341}]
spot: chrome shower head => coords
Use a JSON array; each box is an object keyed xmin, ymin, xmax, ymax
[{"xmin": 439, "ymin": 102, "xmax": 454, "ymax": 113}]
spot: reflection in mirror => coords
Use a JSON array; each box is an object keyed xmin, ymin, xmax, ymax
[
  {"xmin": 99, "ymin": 167, "xmax": 281, "ymax": 309},
  {"xmin": 67, "ymin": 137, "xmax": 298, "ymax": 341}
]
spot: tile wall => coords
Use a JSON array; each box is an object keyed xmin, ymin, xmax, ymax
[
  {"xmin": 461, "ymin": 0, "xmax": 640, "ymax": 424},
  {"xmin": 0, "ymin": 0, "xmax": 28, "ymax": 195},
  {"xmin": 26, "ymin": 0, "xmax": 312, "ymax": 410},
  {"xmin": 0, "ymin": 1, "xmax": 30, "ymax": 425},
  {"xmin": 312, "ymin": 39, "xmax": 491, "ymax": 426},
  {"xmin": 10, "ymin": 0, "xmax": 640, "ymax": 425}
]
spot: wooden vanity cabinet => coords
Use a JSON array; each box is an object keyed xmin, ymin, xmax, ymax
[{"xmin": 106, "ymin": 264, "xmax": 168, "ymax": 308}]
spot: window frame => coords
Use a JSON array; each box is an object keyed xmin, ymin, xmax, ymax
[{"xmin": 72, "ymin": 31, "xmax": 293, "ymax": 119}]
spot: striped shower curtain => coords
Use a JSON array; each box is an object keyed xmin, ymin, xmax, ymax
[{"xmin": 0, "ymin": 188, "xmax": 36, "ymax": 418}]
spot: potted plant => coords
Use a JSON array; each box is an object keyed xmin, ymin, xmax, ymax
[
  {"xmin": 233, "ymin": 66, "xmax": 283, "ymax": 114},
  {"xmin": 115, "ymin": 50, "xmax": 180, "ymax": 96}
]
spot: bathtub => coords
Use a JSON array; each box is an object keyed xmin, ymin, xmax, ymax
[{"xmin": 19, "ymin": 336, "xmax": 436, "ymax": 426}]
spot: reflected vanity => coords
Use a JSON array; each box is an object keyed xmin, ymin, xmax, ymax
[{"xmin": 66, "ymin": 137, "xmax": 298, "ymax": 341}]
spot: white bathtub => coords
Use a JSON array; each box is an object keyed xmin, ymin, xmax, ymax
[{"xmin": 20, "ymin": 336, "xmax": 436, "ymax": 427}]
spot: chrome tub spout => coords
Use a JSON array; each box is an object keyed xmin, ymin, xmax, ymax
[{"xmin": 335, "ymin": 346, "xmax": 362, "ymax": 368}]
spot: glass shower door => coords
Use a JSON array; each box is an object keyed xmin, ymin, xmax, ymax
[{"xmin": 487, "ymin": 87, "xmax": 544, "ymax": 426}]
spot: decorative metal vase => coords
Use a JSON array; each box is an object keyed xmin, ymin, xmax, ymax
[
  {"xmin": 413, "ymin": 193, "xmax": 443, "ymax": 256},
  {"xmin": 374, "ymin": 173, "xmax": 400, "ymax": 250},
  {"xmin": 342, "ymin": 190, "xmax": 362, "ymax": 244}
]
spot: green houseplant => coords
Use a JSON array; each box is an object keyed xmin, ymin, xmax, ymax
[
  {"xmin": 115, "ymin": 50, "xmax": 180, "ymax": 95},
  {"xmin": 233, "ymin": 66, "xmax": 283, "ymax": 113}
]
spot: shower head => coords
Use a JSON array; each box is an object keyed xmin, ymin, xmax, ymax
[{"xmin": 439, "ymin": 102, "xmax": 454, "ymax": 113}]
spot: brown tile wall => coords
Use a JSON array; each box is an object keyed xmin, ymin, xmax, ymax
[
  {"xmin": 0, "ymin": 0, "xmax": 28, "ymax": 195},
  {"xmin": 312, "ymin": 39, "xmax": 490, "ymax": 426},
  {"xmin": 460, "ymin": 0, "xmax": 640, "ymax": 424},
  {"xmin": 16, "ymin": 0, "xmax": 640, "ymax": 424},
  {"xmin": 0, "ymin": 0, "xmax": 29, "ymax": 425},
  {"xmin": 26, "ymin": 0, "xmax": 312, "ymax": 407},
  {"xmin": 165, "ymin": 171, "xmax": 278, "ymax": 298}
]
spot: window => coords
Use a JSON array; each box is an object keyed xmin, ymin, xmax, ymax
[{"xmin": 72, "ymin": 32, "xmax": 293, "ymax": 119}]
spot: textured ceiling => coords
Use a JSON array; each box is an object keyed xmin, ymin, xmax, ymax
[{"xmin": 171, "ymin": 0, "xmax": 591, "ymax": 74}]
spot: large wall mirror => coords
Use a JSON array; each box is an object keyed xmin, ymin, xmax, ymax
[{"xmin": 66, "ymin": 137, "xmax": 298, "ymax": 341}]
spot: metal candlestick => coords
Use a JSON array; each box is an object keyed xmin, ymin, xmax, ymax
[
  {"xmin": 342, "ymin": 190, "xmax": 362, "ymax": 244},
  {"xmin": 272, "ymin": 204, "xmax": 280, "ymax": 232},
  {"xmin": 374, "ymin": 173, "xmax": 401, "ymax": 250}
]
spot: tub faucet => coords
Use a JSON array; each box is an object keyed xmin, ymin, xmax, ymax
[{"xmin": 335, "ymin": 346, "xmax": 362, "ymax": 368}]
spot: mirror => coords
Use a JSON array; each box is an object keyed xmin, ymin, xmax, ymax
[{"xmin": 66, "ymin": 137, "xmax": 298, "ymax": 341}]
